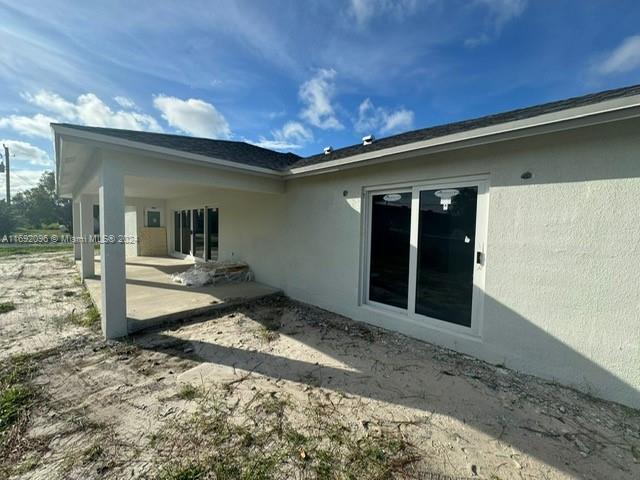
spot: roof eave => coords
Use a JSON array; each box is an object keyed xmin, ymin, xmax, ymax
[
  {"xmin": 285, "ymin": 94, "xmax": 640, "ymax": 178},
  {"xmin": 51, "ymin": 124, "xmax": 287, "ymax": 179},
  {"xmin": 52, "ymin": 125, "xmax": 62, "ymax": 196}
]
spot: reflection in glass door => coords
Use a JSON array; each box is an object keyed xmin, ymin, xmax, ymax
[
  {"xmin": 415, "ymin": 186, "xmax": 478, "ymax": 327},
  {"xmin": 207, "ymin": 208, "xmax": 219, "ymax": 261},
  {"xmin": 174, "ymin": 211, "xmax": 180, "ymax": 252},
  {"xmin": 181, "ymin": 210, "xmax": 191, "ymax": 255},
  {"xmin": 368, "ymin": 192, "xmax": 412, "ymax": 309},
  {"xmin": 366, "ymin": 180, "xmax": 485, "ymax": 330},
  {"xmin": 174, "ymin": 207, "xmax": 220, "ymax": 261},
  {"xmin": 193, "ymin": 209, "xmax": 205, "ymax": 259}
]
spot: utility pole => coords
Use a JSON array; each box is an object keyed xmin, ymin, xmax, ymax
[{"xmin": 3, "ymin": 144, "xmax": 9, "ymax": 205}]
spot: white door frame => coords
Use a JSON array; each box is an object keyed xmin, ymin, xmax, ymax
[{"xmin": 362, "ymin": 174, "xmax": 489, "ymax": 338}]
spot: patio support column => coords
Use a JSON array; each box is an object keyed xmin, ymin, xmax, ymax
[
  {"xmin": 72, "ymin": 200, "xmax": 81, "ymax": 260},
  {"xmin": 99, "ymin": 160, "xmax": 127, "ymax": 339},
  {"xmin": 79, "ymin": 195, "xmax": 95, "ymax": 279}
]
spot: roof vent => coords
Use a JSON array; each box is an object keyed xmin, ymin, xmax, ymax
[
  {"xmin": 324, "ymin": 146, "xmax": 333, "ymax": 155},
  {"xmin": 362, "ymin": 134, "xmax": 374, "ymax": 146}
]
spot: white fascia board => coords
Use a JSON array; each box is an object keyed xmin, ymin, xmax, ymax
[
  {"xmin": 53, "ymin": 128, "xmax": 62, "ymax": 195},
  {"xmin": 51, "ymin": 125, "xmax": 282, "ymax": 178},
  {"xmin": 285, "ymin": 94, "xmax": 640, "ymax": 178}
]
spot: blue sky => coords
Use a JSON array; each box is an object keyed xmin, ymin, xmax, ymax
[{"xmin": 1, "ymin": 0, "xmax": 640, "ymax": 197}]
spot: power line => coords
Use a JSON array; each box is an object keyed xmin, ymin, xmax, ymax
[{"xmin": 2, "ymin": 144, "xmax": 9, "ymax": 205}]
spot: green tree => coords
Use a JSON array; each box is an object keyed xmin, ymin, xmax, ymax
[
  {"xmin": 0, "ymin": 200, "xmax": 18, "ymax": 236},
  {"xmin": 12, "ymin": 171, "xmax": 72, "ymax": 231}
]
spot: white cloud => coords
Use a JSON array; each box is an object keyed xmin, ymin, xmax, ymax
[
  {"xmin": 596, "ymin": 35, "xmax": 640, "ymax": 75},
  {"xmin": 478, "ymin": 0, "xmax": 527, "ymax": 28},
  {"xmin": 0, "ymin": 91, "xmax": 163, "ymax": 139},
  {"xmin": 1, "ymin": 139, "xmax": 51, "ymax": 166},
  {"xmin": 299, "ymin": 69, "xmax": 343, "ymax": 130},
  {"xmin": 114, "ymin": 96, "xmax": 137, "ymax": 109},
  {"xmin": 0, "ymin": 113, "xmax": 56, "ymax": 138},
  {"xmin": 1, "ymin": 169, "xmax": 46, "ymax": 199},
  {"xmin": 465, "ymin": 0, "xmax": 526, "ymax": 47},
  {"xmin": 252, "ymin": 121, "xmax": 313, "ymax": 150},
  {"xmin": 464, "ymin": 34, "xmax": 491, "ymax": 48},
  {"xmin": 355, "ymin": 98, "xmax": 414, "ymax": 135},
  {"xmin": 349, "ymin": 0, "xmax": 418, "ymax": 27},
  {"xmin": 153, "ymin": 95, "xmax": 231, "ymax": 139}
]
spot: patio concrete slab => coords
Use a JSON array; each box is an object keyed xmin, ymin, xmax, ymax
[{"xmin": 80, "ymin": 255, "xmax": 281, "ymax": 333}]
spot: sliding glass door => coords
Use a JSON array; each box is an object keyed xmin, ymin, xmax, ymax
[
  {"xmin": 415, "ymin": 186, "xmax": 478, "ymax": 327},
  {"xmin": 368, "ymin": 191, "xmax": 412, "ymax": 309},
  {"xmin": 193, "ymin": 209, "xmax": 205, "ymax": 259},
  {"xmin": 174, "ymin": 211, "xmax": 181, "ymax": 252},
  {"xmin": 180, "ymin": 210, "xmax": 191, "ymax": 255},
  {"xmin": 366, "ymin": 178, "xmax": 487, "ymax": 332},
  {"xmin": 173, "ymin": 207, "xmax": 219, "ymax": 262},
  {"xmin": 206, "ymin": 208, "xmax": 219, "ymax": 261}
]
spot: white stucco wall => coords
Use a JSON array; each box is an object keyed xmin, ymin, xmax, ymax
[
  {"xmin": 165, "ymin": 188, "xmax": 287, "ymax": 287},
  {"xmin": 124, "ymin": 206, "xmax": 138, "ymax": 257},
  {"xmin": 272, "ymin": 119, "xmax": 640, "ymax": 408},
  {"xmin": 145, "ymin": 118, "xmax": 639, "ymax": 408}
]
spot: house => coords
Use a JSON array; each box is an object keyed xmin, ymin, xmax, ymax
[{"xmin": 52, "ymin": 84, "xmax": 640, "ymax": 409}]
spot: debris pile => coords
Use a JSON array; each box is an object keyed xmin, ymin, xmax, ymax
[{"xmin": 170, "ymin": 261, "xmax": 254, "ymax": 287}]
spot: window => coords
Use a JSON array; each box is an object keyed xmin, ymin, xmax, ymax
[
  {"xmin": 146, "ymin": 210, "xmax": 161, "ymax": 227},
  {"xmin": 364, "ymin": 178, "xmax": 488, "ymax": 332}
]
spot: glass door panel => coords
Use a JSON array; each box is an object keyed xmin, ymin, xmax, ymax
[
  {"xmin": 174, "ymin": 211, "xmax": 180, "ymax": 252},
  {"xmin": 193, "ymin": 209, "xmax": 205, "ymax": 259},
  {"xmin": 181, "ymin": 209, "xmax": 191, "ymax": 255},
  {"xmin": 415, "ymin": 186, "xmax": 478, "ymax": 327},
  {"xmin": 368, "ymin": 192, "xmax": 412, "ymax": 309},
  {"xmin": 207, "ymin": 208, "xmax": 219, "ymax": 261}
]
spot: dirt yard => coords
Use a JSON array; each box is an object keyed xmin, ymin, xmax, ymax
[{"xmin": 1, "ymin": 251, "xmax": 639, "ymax": 479}]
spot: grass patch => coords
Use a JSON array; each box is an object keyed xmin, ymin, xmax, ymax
[
  {"xmin": 254, "ymin": 316, "xmax": 281, "ymax": 343},
  {"xmin": 59, "ymin": 440, "xmax": 107, "ymax": 474},
  {"xmin": 12, "ymin": 453, "xmax": 39, "ymax": 475},
  {"xmin": 85, "ymin": 304, "xmax": 101, "ymax": 327},
  {"xmin": 63, "ymin": 296, "xmax": 100, "ymax": 329},
  {"xmin": 14, "ymin": 227, "xmax": 65, "ymax": 237},
  {"xmin": 0, "ymin": 302, "xmax": 16, "ymax": 314},
  {"xmin": 177, "ymin": 384, "xmax": 203, "ymax": 401},
  {"xmin": 151, "ymin": 390, "xmax": 422, "ymax": 479},
  {"xmin": 0, "ymin": 353, "xmax": 39, "ymax": 477},
  {"xmin": 0, "ymin": 354, "xmax": 35, "ymax": 437},
  {"xmin": 0, "ymin": 245, "xmax": 72, "ymax": 257},
  {"xmin": 158, "ymin": 463, "xmax": 208, "ymax": 480},
  {"xmin": 82, "ymin": 443, "xmax": 104, "ymax": 464},
  {"xmin": 256, "ymin": 326, "xmax": 280, "ymax": 343}
]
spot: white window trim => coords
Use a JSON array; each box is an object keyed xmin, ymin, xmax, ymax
[{"xmin": 361, "ymin": 174, "xmax": 490, "ymax": 339}]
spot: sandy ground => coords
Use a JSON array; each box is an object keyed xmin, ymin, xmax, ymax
[{"xmin": 1, "ymin": 251, "xmax": 639, "ymax": 479}]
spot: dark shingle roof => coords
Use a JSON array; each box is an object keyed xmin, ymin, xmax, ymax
[
  {"xmin": 53, "ymin": 124, "xmax": 301, "ymax": 171},
  {"xmin": 293, "ymin": 83, "xmax": 640, "ymax": 169},
  {"xmin": 55, "ymin": 83, "xmax": 640, "ymax": 174}
]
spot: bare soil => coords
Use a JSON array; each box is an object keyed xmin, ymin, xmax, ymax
[{"xmin": 0, "ymin": 251, "xmax": 639, "ymax": 479}]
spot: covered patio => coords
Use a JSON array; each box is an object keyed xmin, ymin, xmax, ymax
[
  {"xmin": 80, "ymin": 256, "xmax": 280, "ymax": 333},
  {"xmin": 53, "ymin": 123, "xmax": 292, "ymax": 338}
]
